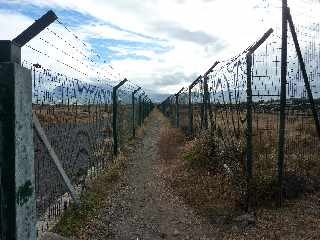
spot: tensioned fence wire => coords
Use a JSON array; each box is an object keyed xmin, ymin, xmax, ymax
[{"xmin": 19, "ymin": 14, "xmax": 148, "ymax": 235}]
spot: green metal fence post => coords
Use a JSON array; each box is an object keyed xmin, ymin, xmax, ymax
[
  {"xmin": 203, "ymin": 76, "xmax": 209, "ymax": 130},
  {"xmin": 138, "ymin": 93, "xmax": 144, "ymax": 126},
  {"xmin": 203, "ymin": 61, "xmax": 219, "ymax": 130},
  {"xmin": 132, "ymin": 87, "xmax": 141, "ymax": 138},
  {"xmin": 112, "ymin": 79, "xmax": 128, "ymax": 156},
  {"xmin": 188, "ymin": 75, "xmax": 202, "ymax": 136},
  {"xmin": 245, "ymin": 53, "xmax": 253, "ymax": 212},
  {"xmin": 245, "ymin": 28, "xmax": 274, "ymax": 212},
  {"xmin": 277, "ymin": 0, "xmax": 288, "ymax": 206},
  {"xmin": 175, "ymin": 87, "xmax": 184, "ymax": 128}
]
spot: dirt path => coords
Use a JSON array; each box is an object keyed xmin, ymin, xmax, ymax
[{"xmin": 86, "ymin": 110, "xmax": 219, "ymax": 240}]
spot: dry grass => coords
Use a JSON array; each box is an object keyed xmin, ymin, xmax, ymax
[
  {"xmin": 53, "ymin": 152, "xmax": 128, "ymax": 238},
  {"xmin": 159, "ymin": 109, "xmax": 320, "ymax": 238},
  {"xmin": 158, "ymin": 126, "xmax": 185, "ymax": 163}
]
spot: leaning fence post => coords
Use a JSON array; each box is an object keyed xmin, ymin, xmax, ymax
[
  {"xmin": 112, "ymin": 78, "xmax": 128, "ymax": 156},
  {"xmin": 287, "ymin": 8, "xmax": 320, "ymax": 140},
  {"xmin": 132, "ymin": 87, "xmax": 141, "ymax": 138}
]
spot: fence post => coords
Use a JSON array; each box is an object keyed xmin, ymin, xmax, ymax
[
  {"xmin": 188, "ymin": 75, "xmax": 202, "ymax": 136},
  {"xmin": 0, "ymin": 10, "xmax": 57, "ymax": 239},
  {"xmin": 138, "ymin": 93, "xmax": 144, "ymax": 126},
  {"xmin": 175, "ymin": 87, "xmax": 184, "ymax": 128},
  {"xmin": 203, "ymin": 76, "xmax": 209, "ymax": 129},
  {"xmin": 203, "ymin": 62, "xmax": 219, "ymax": 130},
  {"xmin": 112, "ymin": 79, "xmax": 128, "ymax": 156},
  {"xmin": 0, "ymin": 41, "xmax": 36, "ymax": 239},
  {"xmin": 245, "ymin": 53, "xmax": 253, "ymax": 212},
  {"xmin": 143, "ymin": 96, "xmax": 147, "ymax": 122},
  {"xmin": 277, "ymin": 0, "xmax": 288, "ymax": 206},
  {"xmin": 175, "ymin": 94, "xmax": 180, "ymax": 128},
  {"xmin": 132, "ymin": 87, "xmax": 141, "ymax": 138},
  {"xmin": 243, "ymin": 28, "xmax": 274, "ymax": 212},
  {"xmin": 188, "ymin": 87, "xmax": 193, "ymax": 135}
]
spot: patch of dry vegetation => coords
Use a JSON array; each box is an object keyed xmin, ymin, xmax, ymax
[
  {"xmin": 53, "ymin": 152, "xmax": 128, "ymax": 238},
  {"xmin": 158, "ymin": 110, "xmax": 320, "ymax": 238},
  {"xmin": 158, "ymin": 127, "xmax": 185, "ymax": 163}
]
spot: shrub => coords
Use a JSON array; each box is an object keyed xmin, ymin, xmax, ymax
[
  {"xmin": 182, "ymin": 131, "xmax": 220, "ymax": 170},
  {"xmin": 180, "ymin": 129, "xmax": 248, "ymax": 208}
]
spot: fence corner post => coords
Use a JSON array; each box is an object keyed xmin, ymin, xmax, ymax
[{"xmin": 0, "ymin": 40, "xmax": 36, "ymax": 239}]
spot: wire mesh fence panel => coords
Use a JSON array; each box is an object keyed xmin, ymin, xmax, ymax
[
  {"xmin": 26, "ymin": 64, "xmax": 113, "ymax": 234},
  {"xmin": 248, "ymin": 0, "xmax": 320, "ymax": 203},
  {"xmin": 13, "ymin": 13, "xmax": 152, "ymax": 236},
  {"xmin": 208, "ymin": 55, "xmax": 247, "ymax": 146},
  {"xmin": 118, "ymin": 89, "xmax": 134, "ymax": 150}
]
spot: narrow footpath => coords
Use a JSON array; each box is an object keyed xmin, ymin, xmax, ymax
[{"xmin": 83, "ymin": 110, "xmax": 219, "ymax": 240}]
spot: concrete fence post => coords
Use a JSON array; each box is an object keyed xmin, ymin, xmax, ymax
[{"xmin": 0, "ymin": 41, "xmax": 36, "ymax": 239}]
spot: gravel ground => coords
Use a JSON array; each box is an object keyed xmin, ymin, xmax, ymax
[{"xmin": 84, "ymin": 110, "xmax": 219, "ymax": 240}]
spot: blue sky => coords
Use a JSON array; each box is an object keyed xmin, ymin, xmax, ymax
[{"xmin": 0, "ymin": 0, "xmax": 318, "ymax": 101}]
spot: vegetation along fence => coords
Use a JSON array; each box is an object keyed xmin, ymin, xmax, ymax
[
  {"xmin": 160, "ymin": 0, "xmax": 320, "ymax": 213},
  {"xmin": 0, "ymin": 10, "xmax": 153, "ymax": 239}
]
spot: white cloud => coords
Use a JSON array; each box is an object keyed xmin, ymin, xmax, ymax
[{"xmin": 0, "ymin": 0, "xmax": 319, "ymax": 101}]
